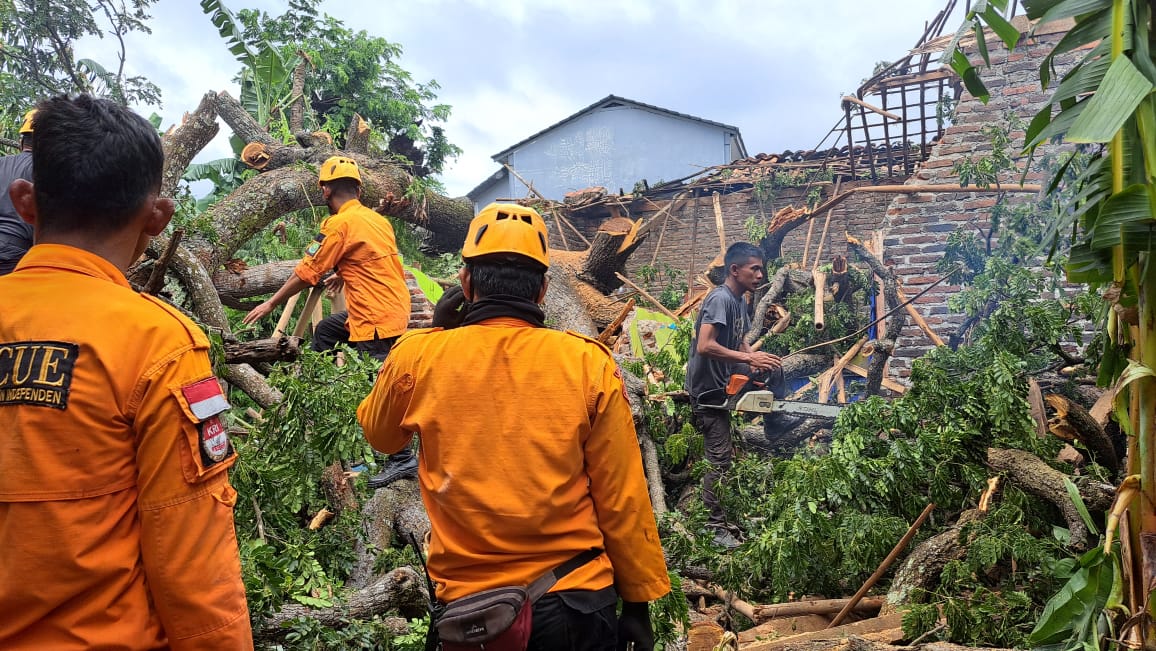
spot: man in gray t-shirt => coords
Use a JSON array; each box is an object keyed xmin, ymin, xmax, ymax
[
  {"xmin": 0, "ymin": 110, "xmax": 35, "ymax": 276},
  {"xmin": 686, "ymin": 242, "xmax": 781, "ymax": 549}
]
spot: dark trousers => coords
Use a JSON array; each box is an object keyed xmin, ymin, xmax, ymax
[
  {"xmin": 692, "ymin": 368, "xmax": 786, "ymax": 527},
  {"xmin": 311, "ymin": 311, "xmax": 397, "ymax": 362},
  {"xmin": 692, "ymin": 406, "xmax": 734, "ymax": 528},
  {"xmin": 527, "ymin": 587, "xmax": 618, "ymax": 651}
]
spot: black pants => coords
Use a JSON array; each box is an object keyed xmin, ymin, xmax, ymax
[
  {"xmin": 311, "ymin": 311, "xmax": 397, "ymax": 362},
  {"xmin": 692, "ymin": 367, "xmax": 787, "ymax": 527},
  {"xmin": 692, "ymin": 405, "xmax": 734, "ymax": 528},
  {"xmin": 527, "ymin": 587, "xmax": 617, "ymax": 651}
]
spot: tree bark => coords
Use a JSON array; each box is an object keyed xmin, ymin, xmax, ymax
[
  {"xmin": 986, "ymin": 447, "xmax": 1115, "ymax": 551},
  {"xmin": 288, "ymin": 52, "xmax": 308, "ymax": 134},
  {"xmin": 213, "ymin": 260, "xmax": 300, "ymax": 306},
  {"xmin": 760, "ymin": 205, "xmax": 814, "ymax": 261},
  {"xmin": 748, "ymin": 268, "xmax": 813, "ymax": 345},
  {"xmin": 753, "ymin": 597, "xmax": 883, "ymax": 621},
  {"xmin": 252, "ymin": 568, "xmax": 428, "ymax": 643},
  {"xmin": 161, "ymin": 92, "xmax": 220, "ymax": 197},
  {"xmin": 345, "ymin": 113, "xmax": 370, "ymax": 155},
  {"xmin": 576, "ymin": 219, "xmax": 647, "ymax": 294},
  {"xmin": 884, "ymin": 509, "xmax": 983, "ymax": 613},
  {"xmin": 223, "ymin": 336, "xmax": 303, "ymax": 365},
  {"xmin": 213, "ymin": 90, "xmax": 277, "ymax": 147}
]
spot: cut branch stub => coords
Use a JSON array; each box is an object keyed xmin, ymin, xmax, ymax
[
  {"xmin": 161, "ymin": 92, "xmax": 220, "ymax": 198},
  {"xmin": 241, "ymin": 142, "xmax": 272, "ymax": 170},
  {"xmin": 345, "ymin": 113, "xmax": 371, "ymax": 155},
  {"xmin": 759, "ymin": 204, "xmax": 812, "ymax": 261},
  {"xmin": 577, "ymin": 218, "xmax": 648, "ymax": 294},
  {"xmin": 1045, "ymin": 394, "xmax": 1120, "ymax": 475}
]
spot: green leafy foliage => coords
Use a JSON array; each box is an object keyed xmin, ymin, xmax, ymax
[
  {"xmin": 636, "ymin": 263, "xmax": 688, "ymax": 310},
  {"xmin": 641, "ymin": 231, "xmax": 1094, "ymax": 647},
  {"xmin": 0, "ymin": 0, "xmax": 162, "ymax": 119},
  {"xmin": 1027, "ymin": 545, "xmax": 1118, "ymax": 650},
  {"xmin": 219, "ymin": 0, "xmax": 460, "ymax": 175},
  {"xmin": 230, "ymin": 349, "xmax": 378, "ymax": 617},
  {"xmin": 758, "ymin": 265, "xmax": 872, "ymax": 357}
]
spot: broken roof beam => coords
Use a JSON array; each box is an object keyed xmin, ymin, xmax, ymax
[{"xmin": 842, "ymin": 96, "xmax": 902, "ymax": 122}]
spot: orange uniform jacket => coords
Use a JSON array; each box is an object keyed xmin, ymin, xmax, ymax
[
  {"xmin": 358, "ymin": 318, "xmax": 671, "ymax": 604},
  {"xmin": 294, "ymin": 199, "xmax": 411, "ymax": 341},
  {"xmin": 0, "ymin": 245, "xmax": 253, "ymax": 650}
]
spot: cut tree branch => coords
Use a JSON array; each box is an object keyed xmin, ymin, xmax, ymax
[{"xmin": 986, "ymin": 447, "xmax": 1115, "ymax": 551}]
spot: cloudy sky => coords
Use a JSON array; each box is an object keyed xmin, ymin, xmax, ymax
[{"xmin": 78, "ymin": 0, "xmax": 967, "ymax": 198}]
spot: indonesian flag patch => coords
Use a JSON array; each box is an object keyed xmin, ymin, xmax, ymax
[
  {"xmin": 181, "ymin": 377, "xmax": 230, "ymax": 420},
  {"xmin": 200, "ymin": 414, "xmax": 231, "ymax": 463}
]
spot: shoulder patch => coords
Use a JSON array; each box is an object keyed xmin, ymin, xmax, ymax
[
  {"xmin": 139, "ymin": 293, "xmax": 210, "ymax": 349},
  {"xmin": 180, "ymin": 377, "xmax": 230, "ymax": 420},
  {"xmin": 0, "ymin": 341, "xmax": 79, "ymax": 410},
  {"xmin": 305, "ymin": 232, "xmax": 325, "ymax": 257}
]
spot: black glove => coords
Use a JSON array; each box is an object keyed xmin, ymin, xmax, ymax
[
  {"xmin": 431, "ymin": 285, "xmax": 468, "ymax": 329},
  {"xmin": 617, "ymin": 601, "xmax": 654, "ymax": 651}
]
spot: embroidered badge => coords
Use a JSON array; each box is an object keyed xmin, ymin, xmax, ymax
[
  {"xmin": 181, "ymin": 377, "xmax": 230, "ymax": 420},
  {"xmin": 0, "ymin": 341, "xmax": 78, "ymax": 410},
  {"xmin": 305, "ymin": 232, "xmax": 325, "ymax": 256},
  {"xmin": 199, "ymin": 414, "xmax": 231, "ymax": 464}
]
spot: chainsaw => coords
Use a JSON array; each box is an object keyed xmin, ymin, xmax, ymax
[{"xmin": 696, "ymin": 373, "xmax": 843, "ymax": 419}]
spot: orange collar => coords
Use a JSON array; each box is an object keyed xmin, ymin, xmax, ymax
[
  {"xmin": 336, "ymin": 198, "xmax": 365, "ymax": 214},
  {"xmin": 14, "ymin": 244, "xmax": 131, "ymax": 289}
]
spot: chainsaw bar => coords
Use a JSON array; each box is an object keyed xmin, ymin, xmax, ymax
[{"xmin": 702, "ymin": 390, "xmax": 843, "ymax": 418}]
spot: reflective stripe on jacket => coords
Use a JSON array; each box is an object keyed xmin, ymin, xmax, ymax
[
  {"xmin": 0, "ymin": 244, "xmax": 253, "ymax": 650},
  {"xmin": 358, "ymin": 317, "xmax": 671, "ymax": 603},
  {"xmin": 294, "ymin": 199, "xmax": 411, "ymax": 341}
]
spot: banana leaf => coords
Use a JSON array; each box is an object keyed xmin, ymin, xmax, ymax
[
  {"xmin": 1067, "ymin": 55, "xmax": 1154, "ymax": 143},
  {"xmin": 1090, "ymin": 185, "xmax": 1152, "ymax": 249}
]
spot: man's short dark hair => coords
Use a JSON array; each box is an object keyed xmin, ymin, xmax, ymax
[
  {"xmin": 32, "ymin": 94, "xmax": 164, "ymax": 235},
  {"xmin": 467, "ymin": 257, "xmax": 545, "ymax": 301},
  {"xmin": 725, "ymin": 241, "xmax": 764, "ymax": 268},
  {"xmin": 322, "ymin": 177, "xmax": 361, "ymax": 196}
]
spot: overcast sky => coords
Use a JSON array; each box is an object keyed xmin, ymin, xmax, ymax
[{"xmin": 78, "ymin": 0, "xmax": 967, "ymax": 198}]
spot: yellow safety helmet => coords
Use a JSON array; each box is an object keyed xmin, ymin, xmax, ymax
[
  {"xmin": 462, "ymin": 203, "xmax": 550, "ymax": 269},
  {"xmin": 317, "ymin": 156, "xmax": 362, "ymax": 187},
  {"xmin": 19, "ymin": 109, "xmax": 36, "ymax": 135}
]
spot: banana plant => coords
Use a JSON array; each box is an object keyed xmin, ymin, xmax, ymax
[
  {"xmin": 949, "ymin": 0, "xmax": 1156, "ymax": 644},
  {"xmin": 200, "ymin": 0, "xmax": 298, "ymax": 128}
]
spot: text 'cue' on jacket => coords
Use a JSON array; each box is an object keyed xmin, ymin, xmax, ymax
[
  {"xmin": 0, "ymin": 244, "xmax": 253, "ymax": 650},
  {"xmin": 294, "ymin": 199, "xmax": 410, "ymax": 341},
  {"xmin": 357, "ymin": 317, "xmax": 671, "ymax": 604}
]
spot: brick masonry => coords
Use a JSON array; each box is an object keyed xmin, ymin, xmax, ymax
[{"xmin": 567, "ymin": 26, "xmax": 1079, "ymax": 378}]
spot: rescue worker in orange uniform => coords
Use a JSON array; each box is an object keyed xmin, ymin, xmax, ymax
[
  {"xmin": 358, "ymin": 203, "xmax": 671, "ymax": 651},
  {"xmin": 0, "ymin": 95, "xmax": 252, "ymax": 649},
  {"xmin": 241, "ymin": 155, "xmax": 411, "ymax": 360},
  {"xmin": 242, "ymin": 155, "xmax": 416, "ymax": 486}
]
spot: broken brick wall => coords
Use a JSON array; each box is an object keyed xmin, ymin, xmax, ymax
[
  {"xmin": 566, "ymin": 20, "xmax": 1080, "ymax": 382},
  {"xmin": 880, "ymin": 21, "xmax": 1080, "ymax": 375}
]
